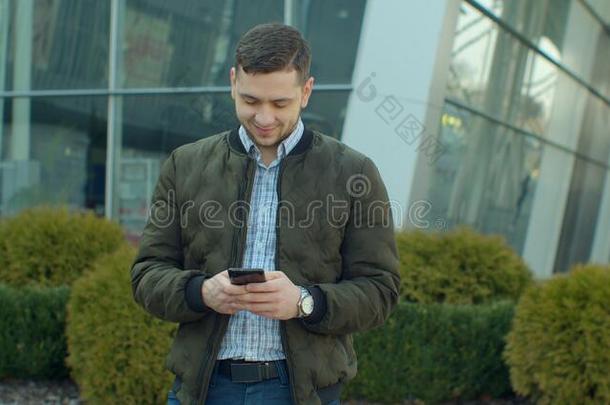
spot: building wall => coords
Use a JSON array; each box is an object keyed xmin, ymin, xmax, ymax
[
  {"xmin": 1, "ymin": 0, "xmax": 609, "ymax": 276},
  {"xmin": 341, "ymin": 0, "xmax": 461, "ymax": 230},
  {"xmin": 403, "ymin": 0, "xmax": 610, "ymax": 277}
]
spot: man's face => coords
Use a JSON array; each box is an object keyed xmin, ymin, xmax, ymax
[{"xmin": 230, "ymin": 66, "xmax": 314, "ymax": 156}]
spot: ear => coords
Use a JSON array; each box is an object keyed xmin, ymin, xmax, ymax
[
  {"xmin": 230, "ymin": 67, "xmax": 237, "ymax": 99},
  {"xmin": 300, "ymin": 76, "xmax": 315, "ymax": 108}
]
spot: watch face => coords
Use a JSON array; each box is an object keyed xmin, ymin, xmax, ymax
[{"xmin": 302, "ymin": 296, "xmax": 314, "ymax": 315}]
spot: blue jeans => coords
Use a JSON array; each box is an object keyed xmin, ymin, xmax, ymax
[{"xmin": 167, "ymin": 361, "xmax": 340, "ymax": 405}]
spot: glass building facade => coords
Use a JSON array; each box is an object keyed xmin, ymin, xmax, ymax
[
  {"xmin": 0, "ymin": 0, "xmax": 366, "ymax": 239},
  {"xmin": 418, "ymin": 0, "xmax": 610, "ymax": 274},
  {"xmin": 1, "ymin": 0, "xmax": 609, "ymax": 276}
]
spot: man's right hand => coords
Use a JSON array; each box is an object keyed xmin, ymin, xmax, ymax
[{"xmin": 202, "ymin": 270, "xmax": 249, "ymax": 315}]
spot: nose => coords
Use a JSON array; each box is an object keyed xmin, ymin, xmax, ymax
[{"xmin": 254, "ymin": 107, "xmax": 275, "ymax": 128}]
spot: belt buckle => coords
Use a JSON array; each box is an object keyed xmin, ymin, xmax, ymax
[{"xmin": 230, "ymin": 362, "xmax": 264, "ymax": 383}]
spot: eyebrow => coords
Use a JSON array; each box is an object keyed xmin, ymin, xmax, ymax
[{"xmin": 239, "ymin": 92, "xmax": 294, "ymax": 103}]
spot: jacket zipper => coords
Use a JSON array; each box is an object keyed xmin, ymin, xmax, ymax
[
  {"xmin": 196, "ymin": 316, "xmax": 230, "ymax": 402},
  {"xmin": 276, "ymin": 160, "xmax": 299, "ymax": 404},
  {"xmin": 197, "ymin": 156, "xmax": 254, "ymax": 403}
]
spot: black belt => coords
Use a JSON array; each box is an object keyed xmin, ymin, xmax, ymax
[
  {"xmin": 216, "ymin": 359, "xmax": 342, "ymax": 403},
  {"xmin": 217, "ymin": 359, "xmax": 279, "ymax": 383}
]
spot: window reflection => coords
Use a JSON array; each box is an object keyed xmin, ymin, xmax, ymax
[
  {"xmin": 448, "ymin": 3, "xmax": 561, "ymax": 140},
  {"xmin": 2, "ymin": 0, "xmax": 110, "ymax": 91},
  {"xmin": 469, "ymin": 0, "xmax": 569, "ymax": 62},
  {"xmin": 121, "ymin": 0, "xmax": 283, "ymax": 88},
  {"xmin": 0, "ymin": 0, "xmax": 365, "ymax": 235},
  {"xmin": 292, "ymin": 0, "xmax": 366, "ymax": 83},
  {"xmin": 0, "ymin": 96, "xmax": 107, "ymax": 216},
  {"xmin": 554, "ymin": 30, "xmax": 610, "ymax": 272},
  {"xmin": 426, "ymin": 103, "xmax": 541, "ymax": 252},
  {"xmin": 428, "ymin": 0, "xmax": 610, "ymax": 272},
  {"xmin": 555, "ymin": 157, "xmax": 607, "ymax": 273}
]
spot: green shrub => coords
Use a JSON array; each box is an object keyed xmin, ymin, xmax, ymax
[
  {"xmin": 396, "ymin": 227, "xmax": 532, "ymax": 304},
  {"xmin": 0, "ymin": 283, "xmax": 70, "ymax": 379},
  {"xmin": 504, "ymin": 264, "xmax": 610, "ymax": 404},
  {"xmin": 344, "ymin": 300, "xmax": 515, "ymax": 404},
  {"xmin": 66, "ymin": 244, "xmax": 176, "ymax": 404},
  {"xmin": 0, "ymin": 206, "xmax": 124, "ymax": 287}
]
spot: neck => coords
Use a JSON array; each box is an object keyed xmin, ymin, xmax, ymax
[{"xmin": 260, "ymin": 146, "xmax": 277, "ymax": 166}]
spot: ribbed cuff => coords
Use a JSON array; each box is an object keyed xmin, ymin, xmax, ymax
[
  {"xmin": 302, "ymin": 286, "xmax": 327, "ymax": 325},
  {"xmin": 185, "ymin": 275, "xmax": 209, "ymax": 312}
]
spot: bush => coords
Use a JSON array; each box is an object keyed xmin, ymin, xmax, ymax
[
  {"xmin": 504, "ymin": 264, "xmax": 610, "ymax": 404},
  {"xmin": 0, "ymin": 283, "xmax": 70, "ymax": 379},
  {"xmin": 396, "ymin": 227, "xmax": 532, "ymax": 304},
  {"xmin": 66, "ymin": 244, "xmax": 177, "ymax": 404},
  {"xmin": 344, "ymin": 300, "xmax": 515, "ymax": 403},
  {"xmin": 0, "ymin": 206, "xmax": 124, "ymax": 287}
]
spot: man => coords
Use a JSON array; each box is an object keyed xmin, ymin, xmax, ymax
[{"xmin": 131, "ymin": 23, "xmax": 399, "ymax": 405}]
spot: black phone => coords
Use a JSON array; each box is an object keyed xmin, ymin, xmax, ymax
[{"xmin": 228, "ymin": 268, "xmax": 266, "ymax": 285}]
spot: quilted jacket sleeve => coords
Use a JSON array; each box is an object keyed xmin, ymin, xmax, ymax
[
  {"xmin": 130, "ymin": 151, "xmax": 212, "ymax": 323},
  {"xmin": 302, "ymin": 157, "xmax": 400, "ymax": 335}
]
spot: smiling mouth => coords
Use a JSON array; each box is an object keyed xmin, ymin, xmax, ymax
[{"xmin": 253, "ymin": 124, "xmax": 276, "ymax": 133}]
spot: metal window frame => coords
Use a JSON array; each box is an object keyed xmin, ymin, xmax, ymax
[
  {"xmin": 579, "ymin": 0, "xmax": 610, "ymax": 35},
  {"xmin": 445, "ymin": 97, "xmax": 610, "ymax": 171},
  {"xmin": 0, "ymin": 84, "xmax": 352, "ymax": 99},
  {"xmin": 453, "ymin": 0, "xmax": 610, "ymax": 172},
  {"xmin": 0, "ymin": 0, "xmax": 355, "ymax": 220},
  {"xmin": 105, "ymin": 0, "xmax": 121, "ymax": 219},
  {"xmin": 466, "ymin": 0, "xmax": 610, "ymax": 108}
]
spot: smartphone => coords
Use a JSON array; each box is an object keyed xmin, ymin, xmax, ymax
[{"xmin": 228, "ymin": 268, "xmax": 266, "ymax": 285}]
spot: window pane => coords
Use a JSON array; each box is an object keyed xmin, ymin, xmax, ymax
[
  {"xmin": 293, "ymin": 0, "xmax": 367, "ymax": 83},
  {"xmin": 448, "ymin": 3, "xmax": 566, "ymax": 141},
  {"xmin": 471, "ymin": 0, "xmax": 570, "ymax": 61},
  {"xmin": 554, "ymin": 157, "xmax": 608, "ymax": 273},
  {"xmin": 121, "ymin": 0, "xmax": 283, "ymax": 88},
  {"xmin": 424, "ymin": 103, "xmax": 542, "ymax": 253},
  {"xmin": 303, "ymin": 90, "xmax": 350, "ymax": 139},
  {"xmin": 0, "ymin": 96, "xmax": 107, "ymax": 216},
  {"xmin": 469, "ymin": 0, "xmax": 609, "ymax": 99},
  {"xmin": 118, "ymin": 92, "xmax": 236, "ymax": 237},
  {"xmin": 2, "ymin": 0, "xmax": 110, "ymax": 91}
]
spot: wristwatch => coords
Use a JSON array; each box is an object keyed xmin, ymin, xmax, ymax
[{"xmin": 297, "ymin": 286, "xmax": 314, "ymax": 318}]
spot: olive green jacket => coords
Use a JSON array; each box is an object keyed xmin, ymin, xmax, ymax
[{"xmin": 131, "ymin": 127, "xmax": 400, "ymax": 404}]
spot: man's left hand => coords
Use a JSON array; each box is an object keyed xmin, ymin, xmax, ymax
[{"xmin": 239, "ymin": 271, "xmax": 301, "ymax": 320}]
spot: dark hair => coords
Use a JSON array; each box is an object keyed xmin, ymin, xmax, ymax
[{"xmin": 235, "ymin": 23, "xmax": 311, "ymax": 84}]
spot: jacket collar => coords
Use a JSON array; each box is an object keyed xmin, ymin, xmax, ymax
[{"xmin": 228, "ymin": 125, "xmax": 314, "ymax": 157}]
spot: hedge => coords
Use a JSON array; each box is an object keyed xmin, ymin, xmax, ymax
[
  {"xmin": 396, "ymin": 228, "xmax": 532, "ymax": 304},
  {"xmin": 2, "ymin": 283, "xmax": 518, "ymax": 403},
  {"xmin": 504, "ymin": 264, "xmax": 610, "ymax": 404},
  {"xmin": 344, "ymin": 300, "xmax": 516, "ymax": 403},
  {"xmin": 66, "ymin": 244, "xmax": 176, "ymax": 404},
  {"xmin": 0, "ymin": 283, "xmax": 70, "ymax": 379},
  {"xmin": 0, "ymin": 221, "xmax": 533, "ymax": 403},
  {"xmin": 0, "ymin": 206, "xmax": 124, "ymax": 287}
]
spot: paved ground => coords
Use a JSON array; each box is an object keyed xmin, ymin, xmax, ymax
[
  {"xmin": 0, "ymin": 379, "xmax": 532, "ymax": 404},
  {"xmin": 0, "ymin": 379, "xmax": 80, "ymax": 405}
]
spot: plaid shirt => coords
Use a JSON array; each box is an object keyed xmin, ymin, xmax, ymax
[{"xmin": 217, "ymin": 119, "xmax": 304, "ymax": 361}]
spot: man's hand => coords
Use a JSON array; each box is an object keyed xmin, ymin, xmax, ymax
[
  {"xmin": 239, "ymin": 271, "xmax": 301, "ymax": 320},
  {"xmin": 202, "ymin": 270, "xmax": 249, "ymax": 315}
]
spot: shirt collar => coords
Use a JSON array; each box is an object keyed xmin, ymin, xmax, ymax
[{"xmin": 238, "ymin": 119, "xmax": 304, "ymax": 161}]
